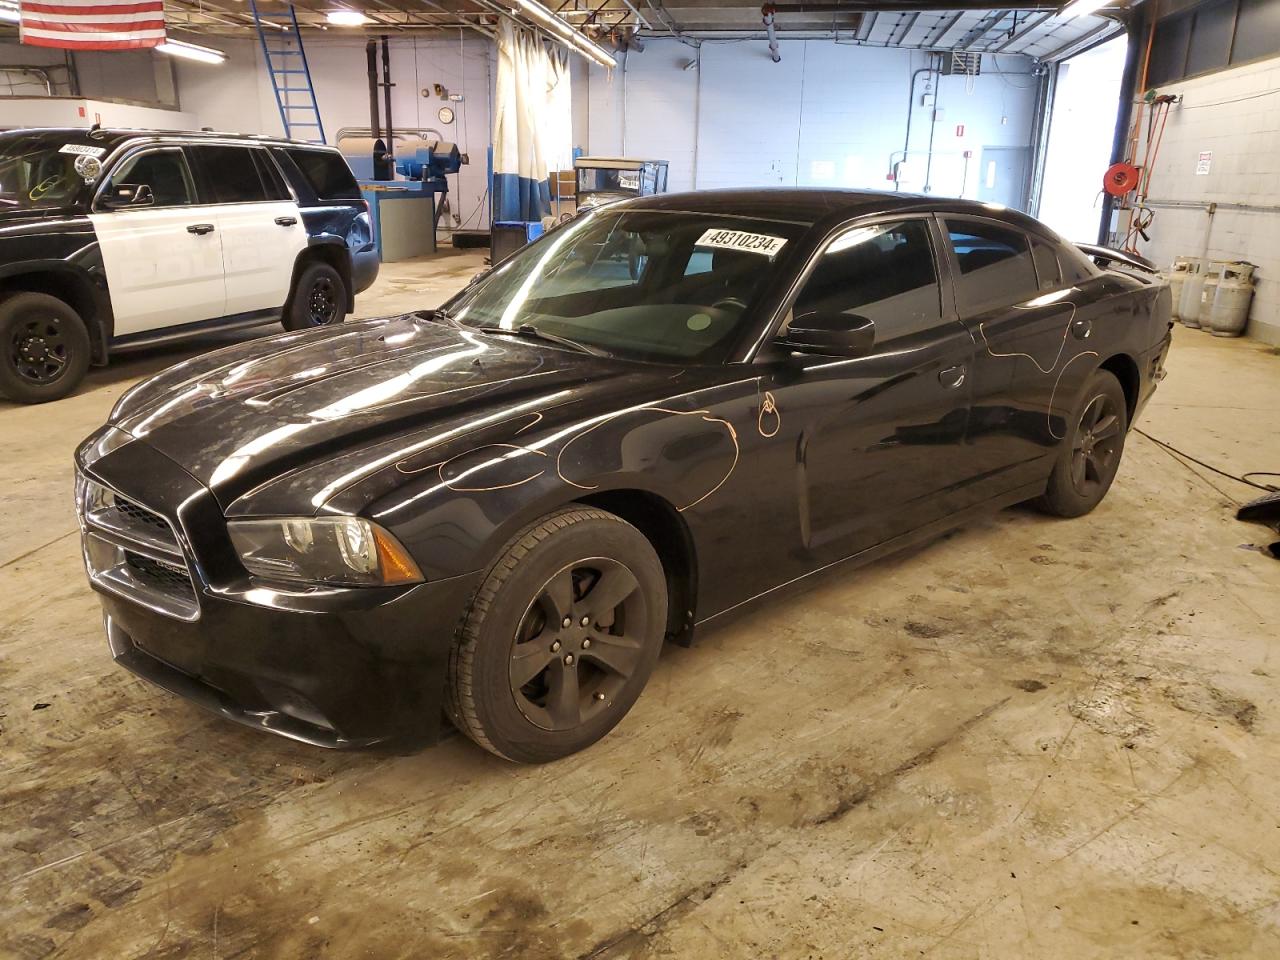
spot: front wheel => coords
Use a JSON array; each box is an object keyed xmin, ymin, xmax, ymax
[
  {"xmin": 283, "ymin": 261, "xmax": 348, "ymax": 331},
  {"xmin": 447, "ymin": 507, "xmax": 668, "ymax": 763},
  {"xmin": 1034, "ymin": 368, "xmax": 1128, "ymax": 518},
  {"xmin": 0, "ymin": 292, "xmax": 91, "ymax": 404}
]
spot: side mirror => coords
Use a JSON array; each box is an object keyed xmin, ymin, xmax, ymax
[
  {"xmin": 101, "ymin": 183, "xmax": 154, "ymax": 210},
  {"xmin": 777, "ymin": 311, "xmax": 875, "ymax": 358}
]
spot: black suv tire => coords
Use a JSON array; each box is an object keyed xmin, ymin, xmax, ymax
[
  {"xmin": 0, "ymin": 292, "xmax": 91, "ymax": 404},
  {"xmin": 284, "ymin": 261, "xmax": 348, "ymax": 331}
]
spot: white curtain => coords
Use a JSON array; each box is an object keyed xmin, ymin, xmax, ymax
[{"xmin": 492, "ymin": 21, "xmax": 572, "ymax": 222}]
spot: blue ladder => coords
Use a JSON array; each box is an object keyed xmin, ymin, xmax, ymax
[{"xmin": 249, "ymin": 0, "xmax": 326, "ymax": 144}]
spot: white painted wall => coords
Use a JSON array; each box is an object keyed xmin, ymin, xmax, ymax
[
  {"xmin": 0, "ymin": 40, "xmax": 175, "ymax": 105},
  {"xmin": 1133, "ymin": 54, "xmax": 1280, "ymax": 344},
  {"xmin": 173, "ymin": 33, "xmax": 494, "ymax": 230},
  {"xmin": 583, "ymin": 39, "xmax": 1040, "ymax": 201},
  {"xmin": 0, "ymin": 96, "xmax": 194, "ymax": 129}
]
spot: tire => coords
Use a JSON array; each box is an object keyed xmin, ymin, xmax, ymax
[
  {"xmin": 447, "ymin": 506, "xmax": 668, "ymax": 763},
  {"xmin": 1034, "ymin": 369, "xmax": 1129, "ymax": 518},
  {"xmin": 0, "ymin": 292, "xmax": 91, "ymax": 404},
  {"xmin": 283, "ymin": 261, "xmax": 347, "ymax": 332}
]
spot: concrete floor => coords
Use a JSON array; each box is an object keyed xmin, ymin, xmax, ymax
[{"xmin": 4, "ymin": 254, "xmax": 1280, "ymax": 959}]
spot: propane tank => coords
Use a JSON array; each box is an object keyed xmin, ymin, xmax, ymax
[
  {"xmin": 1167, "ymin": 256, "xmax": 1195, "ymax": 321},
  {"xmin": 1209, "ymin": 261, "xmax": 1257, "ymax": 337},
  {"xmin": 1199, "ymin": 260, "xmax": 1226, "ymax": 329},
  {"xmin": 1178, "ymin": 258, "xmax": 1206, "ymax": 327}
]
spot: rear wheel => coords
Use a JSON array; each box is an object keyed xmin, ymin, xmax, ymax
[
  {"xmin": 0, "ymin": 292, "xmax": 91, "ymax": 404},
  {"xmin": 447, "ymin": 506, "xmax": 667, "ymax": 763},
  {"xmin": 283, "ymin": 261, "xmax": 347, "ymax": 331},
  {"xmin": 1035, "ymin": 368, "xmax": 1128, "ymax": 518}
]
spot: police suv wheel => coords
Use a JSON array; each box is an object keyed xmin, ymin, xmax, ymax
[
  {"xmin": 0, "ymin": 292, "xmax": 91, "ymax": 404},
  {"xmin": 284, "ymin": 262, "xmax": 348, "ymax": 331}
]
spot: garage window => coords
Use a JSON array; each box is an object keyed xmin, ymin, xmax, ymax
[
  {"xmin": 1146, "ymin": 0, "xmax": 1280, "ymax": 87},
  {"xmin": 946, "ymin": 220, "xmax": 1039, "ymax": 314},
  {"xmin": 791, "ymin": 220, "xmax": 943, "ymax": 341}
]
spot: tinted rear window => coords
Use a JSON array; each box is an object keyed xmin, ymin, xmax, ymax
[{"xmin": 285, "ymin": 149, "xmax": 362, "ymax": 200}]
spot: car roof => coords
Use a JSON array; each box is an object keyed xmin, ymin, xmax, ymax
[
  {"xmin": 0, "ymin": 127, "xmax": 338, "ymax": 152},
  {"xmin": 625, "ymin": 187, "xmax": 1058, "ymax": 236}
]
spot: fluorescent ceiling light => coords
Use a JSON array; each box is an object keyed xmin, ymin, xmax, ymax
[
  {"xmin": 511, "ymin": 0, "xmax": 617, "ymax": 68},
  {"xmin": 326, "ymin": 10, "xmax": 371, "ymax": 25},
  {"xmin": 156, "ymin": 39, "xmax": 227, "ymax": 64},
  {"xmin": 0, "ymin": 1, "xmax": 19, "ymax": 22},
  {"xmin": 1059, "ymin": 0, "xmax": 1110, "ymax": 18}
]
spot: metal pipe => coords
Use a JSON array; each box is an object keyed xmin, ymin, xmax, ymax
[
  {"xmin": 762, "ymin": 3, "xmax": 780, "ymax": 62},
  {"xmin": 366, "ymin": 39, "xmax": 381, "ymax": 142},
  {"xmin": 896, "ymin": 62, "xmax": 934, "ymax": 189},
  {"xmin": 381, "ymin": 35, "xmax": 394, "ymax": 158}
]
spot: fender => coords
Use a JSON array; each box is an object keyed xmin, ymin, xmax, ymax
[
  {"xmin": 286, "ymin": 236, "xmax": 356, "ymax": 312},
  {"xmin": 0, "ymin": 259, "xmax": 115, "ymax": 364}
]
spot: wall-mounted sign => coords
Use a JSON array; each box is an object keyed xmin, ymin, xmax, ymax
[
  {"xmin": 956, "ymin": 124, "xmax": 965, "ymax": 137},
  {"xmin": 1196, "ymin": 150, "xmax": 1213, "ymax": 175}
]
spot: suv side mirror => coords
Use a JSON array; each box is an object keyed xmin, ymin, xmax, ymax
[
  {"xmin": 101, "ymin": 183, "xmax": 154, "ymax": 210},
  {"xmin": 777, "ymin": 311, "xmax": 875, "ymax": 358}
]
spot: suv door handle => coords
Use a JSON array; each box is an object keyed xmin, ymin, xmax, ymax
[
  {"xmin": 274, "ymin": 216, "xmax": 298, "ymax": 226},
  {"xmin": 186, "ymin": 223, "xmax": 216, "ymax": 235},
  {"xmin": 939, "ymin": 364, "xmax": 966, "ymax": 389}
]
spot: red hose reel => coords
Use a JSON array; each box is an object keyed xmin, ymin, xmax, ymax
[{"xmin": 1103, "ymin": 162, "xmax": 1142, "ymax": 197}]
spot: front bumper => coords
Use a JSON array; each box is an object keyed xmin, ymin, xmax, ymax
[
  {"xmin": 77, "ymin": 427, "xmax": 482, "ymax": 748},
  {"xmin": 99, "ymin": 571, "xmax": 480, "ymax": 747}
]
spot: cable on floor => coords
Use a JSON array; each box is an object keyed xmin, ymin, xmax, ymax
[{"xmin": 1134, "ymin": 428, "xmax": 1278, "ymax": 492}]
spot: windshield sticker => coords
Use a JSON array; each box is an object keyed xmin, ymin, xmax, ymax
[
  {"xmin": 696, "ymin": 228, "xmax": 788, "ymax": 257},
  {"xmin": 59, "ymin": 143, "xmax": 106, "ymax": 158}
]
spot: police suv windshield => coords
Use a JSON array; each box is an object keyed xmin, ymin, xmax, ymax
[{"xmin": 0, "ymin": 134, "xmax": 97, "ymax": 209}]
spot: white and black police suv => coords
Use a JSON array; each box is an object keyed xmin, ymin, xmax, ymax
[{"xmin": 0, "ymin": 127, "xmax": 378, "ymax": 403}]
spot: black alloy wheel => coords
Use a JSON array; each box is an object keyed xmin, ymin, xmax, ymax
[
  {"xmin": 1035, "ymin": 368, "xmax": 1129, "ymax": 518},
  {"xmin": 510, "ymin": 558, "xmax": 648, "ymax": 731},
  {"xmin": 283, "ymin": 262, "xmax": 348, "ymax": 331},
  {"xmin": 447, "ymin": 506, "xmax": 668, "ymax": 763},
  {"xmin": 0, "ymin": 292, "xmax": 91, "ymax": 404},
  {"xmin": 1070, "ymin": 392, "xmax": 1122, "ymax": 498},
  {"xmin": 307, "ymin": 273, "xmax": 341, "ymax": 327},
  {"xmin": 11, "ymin": 314, "xmax": 69, "ymax": 385}
]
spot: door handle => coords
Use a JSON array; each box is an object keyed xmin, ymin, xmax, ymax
[
  {"xmin": 1071, "ymin": 317, "xmax": 1093, "ymax": 340},
  {"xmin": 939, "ymin": 365, "xmax": 966, "ymax": 389},
  {"xmin": 186, "ymin": 223, "xmax": 215, "ymax": 235},
  {"xmin": 274, "ymin": 216, "xmax": 298, "ymax": 226}
]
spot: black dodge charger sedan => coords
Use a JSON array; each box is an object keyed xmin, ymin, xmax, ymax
[{"xmin": 75, "ymin": 190, "xmax": 1172, "ymax": 762}]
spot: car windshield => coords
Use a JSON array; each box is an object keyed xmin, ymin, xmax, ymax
[
  {"xmin": 446, "ymin": 208, "xmax": 803, "ymax": 363},
  {"xmin": 0, "ymin": 135, "xmax": 91, "ymax": 209}
]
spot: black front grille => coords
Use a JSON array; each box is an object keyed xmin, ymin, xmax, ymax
[
  {"xmin": 125, "ymin": 552, "xmax": 193, "ymax": 591},
  {"xmin": 111, "ymin": 499, "xmax": 172, "ymax": 536}
]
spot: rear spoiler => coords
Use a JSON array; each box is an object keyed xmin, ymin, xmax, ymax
[{"xmin": 1076, "ymin": 243, "xmax": 1160, "ymax": 275}]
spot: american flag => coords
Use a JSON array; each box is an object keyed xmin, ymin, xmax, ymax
[{"xmin": 20, "ymin": 0, "xmax": 166, "ymax": 50}]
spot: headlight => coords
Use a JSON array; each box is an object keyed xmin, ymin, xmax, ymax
[{"xmin": 227, "ymin": 516, "xmax": 423, "ymax": 587}]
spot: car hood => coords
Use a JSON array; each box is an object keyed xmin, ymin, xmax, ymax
[{"xmin": 110, "ymin": 315, "xmax": 672, "ymax": 508}]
